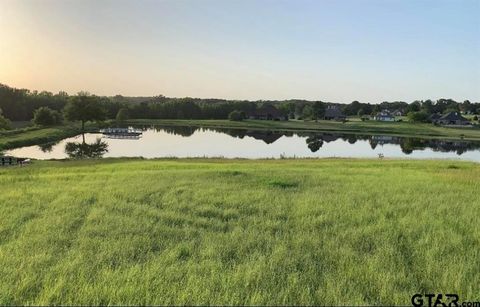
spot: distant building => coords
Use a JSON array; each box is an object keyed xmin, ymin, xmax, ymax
[
  {"xmin": 437, "ymin": 112, "xmax": 470, "ymax": 126},
  {"xmin": 324, "ymin": 105, "xmax": 346, "ymax": 121},
  {"xmin": 392, "ymin": 109, "xmax": 404, "ymax": 116},
  {"xmin": 248, "ymin": 105, "xmax": 287, "ymax": 121},
  {"xmin": 428, "ymin": 113, "xmax": 442, "ymax": 124},
  {"xmin": 374, "ymin": 110, "xmax": 395, "ymax": 122}
]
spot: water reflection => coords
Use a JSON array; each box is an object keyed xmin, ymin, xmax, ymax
[
  {"xmin": 65, "ymin": 137, "xmax": 108, "ymax": 159},
  {"xmin": 142, "ymin": 125, "xmax": 480, "ymax": 156},
  {"xmin": 5, "ymin": 125, "xmax": 480, "ymax": 161},
  {"xmin": 39, "ymin": 141, "xmax": 60, "ymax": 153},
  {"xmin": 306, "ymin": 136, "xmax": 324, "ymax": 152}
]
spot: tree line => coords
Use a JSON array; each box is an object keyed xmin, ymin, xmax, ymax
[{"xmin": 0, "ymin": 83, "xmax": 479, "ymax": 129}]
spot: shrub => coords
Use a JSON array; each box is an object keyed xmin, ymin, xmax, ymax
[
  {"xmin": 33, "ymin": 107, "xmax": 62, "ymax": 126},
  {"xmin": 0, "ymin": 108, "xmax": 11, "ymax": 130},
  {"xmin": 228, "ymin": 110, "xmax": 244, "ymax": 121},
  {"xmin": 473, "ymin": 115, "xmax": 478, "ymax": 121},
  {"xmin": 407, "ymin": 111, "xmax": 429, "ymax": 123},
  {"xmin": 116, "ymin": 108, "xmax": 130, "ymax": 122}
]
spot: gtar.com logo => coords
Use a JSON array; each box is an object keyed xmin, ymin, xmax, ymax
[{"xmin": 411, "ymin": 294, "xmax": 459, "ymax": 307}]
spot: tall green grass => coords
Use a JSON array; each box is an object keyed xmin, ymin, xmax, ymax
[{"xmin": 0, "ymin": 159, "xmax": 478, "ymax": 305}]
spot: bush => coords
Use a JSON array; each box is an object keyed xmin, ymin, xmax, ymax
[
  {"xmin": 228, "ymin": 110, "xmax": 244, "ymax": 121},
  {"xmin": 473, "ymin": 115, "xmax": 478, "ymax": 121},
  {"xmin": 116, "ymin": 108, "xmax": 130, "ymax": 122},
  {"xmin": 407, "ymin": 111, "xmax": 429, "ymax": 123},
  {"xmin": 33, "ymin": 107, "xmax": 62, "ymax": 126},
  {"xmin": 0, "ymin": 108, "xmax": 11, "ymax": 130}
]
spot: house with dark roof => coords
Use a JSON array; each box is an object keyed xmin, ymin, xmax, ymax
[
  {"xmin": 248, "ymin": 105, "xmax": 287, "ymax": 121},
  {"xmin": 374, "ymin": 110, "xmax": 395, "ymax": 122},
  {"xmin": 428, "ymin": 113, "xmax": 442, "ymax": 124},
  {"xmin": 324, "ymin": 105, "xmax": 346, "ymax": 121},
  {"xmin": 437, "ymin": 112, "xmax": 470, "ymax": 126}
]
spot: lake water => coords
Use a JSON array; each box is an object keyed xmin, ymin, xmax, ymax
[{"xmin": 5, "ymin": 125, "xmax": 480, "ymax": 161}]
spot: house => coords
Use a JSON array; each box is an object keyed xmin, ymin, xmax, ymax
[
  {"xmin": 428, "ymin": 113, "xmax": 442, "ymax": 124},
  {"xmin": 392, "ymin": 109, "xmax": 404, "ymax": 117},
  {"xmin": 374, "ymin": 110, "xmax": 395, "ymax": 121},
  {"xmin": 437, "ymin": 112, "xmax": 470, "ymax": 126},
  {"xmin": 248, "ymin": 105, "xmax": 287, "ymax": 121},
  {"xmin": 324, "ymin": 105, "xmax": 346, "ymax": 121}
]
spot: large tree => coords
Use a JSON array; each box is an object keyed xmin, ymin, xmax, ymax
[
  {"xmin": 0, "ymin": 108, "xmax": 11, "ymax": 130},
  {"xmin": 33, "ymin": 106, "xmax": 62, "ymax": 126},
  {"xmin": 311, "ymin": 101, "xmax": 325, "ymax": 121},
  {"xmin": 64, "ymin": 94, "xmax": 106, "ymax": 130}
]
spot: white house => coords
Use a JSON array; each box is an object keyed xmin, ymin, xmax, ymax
[{"xmin": 374, "ymin": 110, "xmax": 395, "ymax": 122}]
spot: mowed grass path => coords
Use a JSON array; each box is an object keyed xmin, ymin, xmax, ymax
[{"xmin": 0, "ymin": 159, "xmax": 479, "ymax": 305}]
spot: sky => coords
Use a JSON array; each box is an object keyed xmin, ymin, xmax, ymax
[{"xmin": 0, "ymin": 0, "xmax": 479, "ymax": 103}]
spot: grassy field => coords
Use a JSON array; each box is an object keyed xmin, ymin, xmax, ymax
[
  {"xmin": 128, "ymin": 119, "xmax": 480, "ymax": 140},
  {"xmin": 0, "ymin": 158, "xmax": 479, "ymax": 305}
]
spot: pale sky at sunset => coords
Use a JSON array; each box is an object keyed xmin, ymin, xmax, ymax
[{"xmin": 0, "ymin": 0, "xmax": 479, "ymax": 103}]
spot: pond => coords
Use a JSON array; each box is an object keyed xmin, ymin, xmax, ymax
[{"xmin": 5, "ymin": 125, "xmax": 480, "ymax": 161}]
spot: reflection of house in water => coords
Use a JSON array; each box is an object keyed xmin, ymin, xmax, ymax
[
  {"xmin": 244, "ymin": 131, "xmax": 283, "ymax": 144},
  {"xmin": 155, "ymin": 125, "xmax": 199, "ymax": 137},
  {"xmin": 367, "ymin": 134, "xmax": 480, "ymax": 155},
  {"xmin": 431, "ymin": 140, "xmax": 478, "ymax": 155},
  {"xmin": 371, "ymin": 135, "xmax": 397, "ymax": 145},
  {"xmin": 150, "ymin": 125, "xmax": 480, "ymax": 157}
]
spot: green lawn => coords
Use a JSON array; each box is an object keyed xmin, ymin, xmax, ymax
[
  {"xmin": 0, "ymin": 158, "xmax": 479, "ymax": 305},
  {"xmin": 0, "ymin": 123, "xmax": 95, "ymax": 151}
]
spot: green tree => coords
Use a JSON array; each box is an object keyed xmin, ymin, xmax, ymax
[
  {"xmin": 116, "ymin": 108, "xmax": 130, "ymax": 122},
  {"xmin": 228, "ymin": 110, "xmax": 244, "ymax": 121},
  {"xmin": 407, "ymin": 111, "xmax": 429, "ymax": 123},
  {"xmin": 0, "ymin": 108, "xmax": 11, "ymax": 130},
  {"xmin": 64, "ymin": 94, "xmax": 106, "ymax": 131},
  {"xmin": 33, "ymin": 106, "xmax": 61, "ymax": 126},
  {"xmin": 279, "ymin": 102, "xmax": 296, "ymax": 119},
  {"xmin": 311, "ymin": 101, "xmax": 325, "ymax": 121},
  {"xmin": 302, "ymin": 104, "xmax": 313, "ymax": 120},
  {"xmin": 357, "ymin": 108, "xmax": 365, "ymax": 117}
]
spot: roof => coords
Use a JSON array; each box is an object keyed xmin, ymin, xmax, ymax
[
  {"xmin": 429, "ymin": 113, "xmax": 442, "ymax": 120},
  {"xmin": 439, "ymin": 112, "xmax": 469, "ymax": 121},
  {"xmin": 325, "ymin": 105, "xmax": 345, "ymax": 118},
  {"xmin": 376, "ymin": 113, "xmax": 394, "ymax": 118}
]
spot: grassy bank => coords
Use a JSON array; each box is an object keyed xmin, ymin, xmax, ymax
[
  {"xmin": 0, "ymin": 158, "xmax": 478, "ymax": 305},
  {"xmin": 128, "ymin": 119, "xmax": 480, "ymax": 140},
  {"xmin": 0, "ymin": 124, "xmax": 98, "ymax": 151}
]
